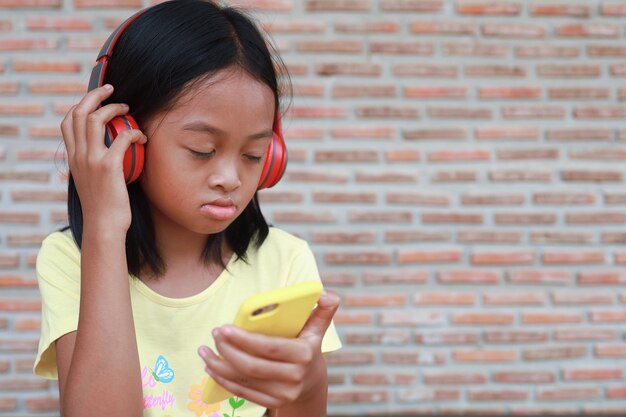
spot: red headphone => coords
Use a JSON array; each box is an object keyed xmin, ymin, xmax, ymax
[{"xmin": 88, "ymin": 8, "xmax": 287, "ymax": 188}]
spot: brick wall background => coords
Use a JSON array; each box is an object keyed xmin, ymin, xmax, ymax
[{"xmin": 2, "ymin": 0, "xmax": 626, "ymax": 415}]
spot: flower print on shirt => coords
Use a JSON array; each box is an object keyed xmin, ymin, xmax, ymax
[{"xmin": 187, "ymin": 376, "xmax": 221, "ymax": 417}]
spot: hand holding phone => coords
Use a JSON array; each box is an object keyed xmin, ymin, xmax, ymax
[{"xmin": 201, "ymin": 281, "xmax": 323, "ymax": 404}]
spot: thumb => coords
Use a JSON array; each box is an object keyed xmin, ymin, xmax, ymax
[{"xmin": 298, "ymin": 289, "xmax": 340, "ymax": 343}]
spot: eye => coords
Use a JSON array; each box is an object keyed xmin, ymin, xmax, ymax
[
  {"xmin": 245, "ymin": 154, "xmax": 263, "ymax": 163},
  {"xmin": 190, "ymin": 149, "xmax": 215, "ymax": 159}
]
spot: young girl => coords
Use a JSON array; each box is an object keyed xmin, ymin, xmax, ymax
[{"xmin": 33, "ymin": 1, "xmax": 342, "ymax": 416}]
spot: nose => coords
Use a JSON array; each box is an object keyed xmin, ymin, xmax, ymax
[{"xmin": 207, "ymin": 157, "xmax": 242, "ymax": 192}]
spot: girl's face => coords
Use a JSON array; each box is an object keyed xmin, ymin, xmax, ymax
[{"xmin": 138, "ymin": 68, "xmax": 276, "ymax": 237}]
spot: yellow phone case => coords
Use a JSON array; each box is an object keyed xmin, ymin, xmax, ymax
[{"xmin": 201, "ymin": 280, "xmax": 324, "ymax": 404}]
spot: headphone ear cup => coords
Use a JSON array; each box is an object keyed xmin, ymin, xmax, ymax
[
  {"xmin": 257, "ymin": 131, "xmax": 287, "ymax": 190},
  {"xmin": 105, "ymin": 115, "xmax": 144, "ymax": 184}
]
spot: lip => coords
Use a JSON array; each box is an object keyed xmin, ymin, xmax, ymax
[{"xmin": 200, "ymin": 198, "xmax": 237, "ymax": 221}]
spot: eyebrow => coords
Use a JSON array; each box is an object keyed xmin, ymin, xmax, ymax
[{"xmin": 182, "ymin": 121, "xmax": 273, "ymax": 140}]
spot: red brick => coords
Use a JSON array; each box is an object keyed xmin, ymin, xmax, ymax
[
  {"xmin": 428, "ymin": 149, "xmax": 491, "ymax": 162},
  {"xmin": 394, "ymin": 64, "xmax": 458, "ymax": 77},
  {"xmin": 333, "ymin": 312, "xmax": 373, "ymax": 325},
  {"xmin": 325, "ymin": 251, "xmax": 391, "ymax": 265},
  {"xmin": 465, "ymin": 65, "xmax": 526, "ymax": 78},
  {"xmin": 273, "ymin": 210, "xmax": 336, "ymax": 223},
  {"xmin": 327, "ymin": 390, "xmax": 388, "ymax": 404},
  {"xmin": 313, "ymin": 191, "xmax": 377, "ymax": 203},
  {"xmin": 285, "ymin": 170, "xmax": 349, "ymax": 183},
  {"xmin": 353, "ymin": 372, "xmax": 415, "ymax": 385},
  {"xmin": 297, "ymin": 40, "xmax": 362, "ymax": 53},
  {"xmin": 410, "ymin": 20, "xmax": 472, "ymax": 35},
  {"xmin": 578, "ymin": 271, "xmax": 626, "ymax": 285},
  {"xmin": 380, "ymin": 311, "xmax": 444, "ymax": 326},
  {"xmin": 494, "ymin": 212, "xmax": 557, "ymax": 225},
  {"xmin": 349, "ymin": 210, "xmax": 412, "ymax": 223},
  {"xmin": 385, "ymin": 149, "xmax": 421, "ymax": 161},
  {"xmin": 553, "ymin": 292, "xmax": 613, "ymax": 305},
  {"xmin": 489, "ymin": 170, "xmax": 550, "ymax": 182},
  {"xmin": 383, "ymin": 227, "xmax": 446, "ymax": 242},
  {"xmin": 590, "ymin": 310, "xmax": 626, "ymax": 322},
  {"xmin": 335, "ymin": 21, "xmax": 399, "ymax": 33},
  {"xmin": 432, "ymin": 170, "xmax": 477, "ymax": 182},
  {"xmin": 471, "ymin": 250, "xmax": 534, "ymax": 265},
  {"xmin": 502, "ymin": 105, "xmax": 566, "ymax": 119},
  {"xmin": 481, "ymin": 23, "xmax": 546, "ymax": 38},
  {"xmin": 563, "ymin": 368, "xmax": 623, "ymax": 381},
  {"xmin": 398, "ymin": 249, "xmax": 462, "ymax": 264},
  {"xmin": 522, "ymin": 312, "xmax": 582, "ymax": 325},
  {"xmin": 429, "ymin": 106, "xmax": 492, "ymax": 119},
  {"xmin": 398, "ymin": 388, "xmax": 460, "ymax": 402},
  {"xmin": 443, "ymin": 41, "xmax": 509, "ymax": 57},
  {"xmin": 538, "ymin": 65, "xmax": 601, "ymax": 78},
  {"xmin": 228, "ymin": 0, "xmax": 293, "ymax": 11},
  {"xmin": 422, "ymin": 212, "xmax": 483, "ymax": 224},
  {"xmin": 468, "ymin": 389, "xmax": 528, "ymax": 401},
  {"xmin": 542, "ymin": 250, "xmax": 605, "ymax": 265},
  {"xmin": 461, "ymin": 193, "xmax": 524, "ymax": 205},
  {"xmin": 452, "ymin": 313, "xmax": 514, "ymax": 326},
  {"xmin": 383, "ymin": 350, "xmax": 446, "ymax": 365},
  {"xmin": 325, "ymin": 351, "xmax": 375, "ymax": 365},
  {"xmin": 483, "ymin": 292, "xmax": 544, "ymax": 305},
  {"xmin": 566, "ymin": 212, "xmax": 626, "ymax": 224},
  {"xmin": 381, "ymin": 0, "xmax": 443, "ymax": 12},
  {"xmin": 557, "ymin": 24, "xmax": 620, "ymax": 38},
  {"xmin": 414, "ymin": 292, "xmax": 475, "ymax": 305},
  {"xmin": 453, "ymin": 349, "xmax": 516, "ymax": 362},
  {"xmin": 485, "ymin": 331, "xmax": 548, "ymax": 344},
  {"xmin": 497, "ymin": 148, "xmax": 559, "ymax": 160},
  {"xmin": 311, "ymin": 231, "xmax": 376, "ymax": 244},
  {"xmin": 344, "ymin": 293, "xmax": 406, "ymax": 307},
  {"xmin": 457, "ymin": 230, "xmax": 522, "ymax": 243},
  {"xmin": 424, "ymin": 372, "xmax": 486, "ymax": 385},
  {"xmin": 0, "ymin": 378, "xmax": 47, "ymax": 389},
  {"xmin": 456, "ymin": 1, "xmax": 521, "ymax": 15},
  {"xmin": 516, "ymin": 45, "xmax": 579, "ymax": 58},
  {"xmin": 363, "ymin": 270, "xmax": 429, "ymax": 285},
  {"xmin": 0, "ymin": 298, "xmax": 41, "ymax": 311},
  {"xmin": 331, "ymin": 126, "xmax": 395, "ymax": 139},
  {"xmin": 561, "ymin": 169, "xmax": 622, "ymax": 182},
  {"xmin": 386, "ymin": 192, "xmax": 450, "ymax": 206},
  {"xmin": 320, "ymin": 272, "xmax": 356, "ymax": 287},
  {"xmin": 437, "ymin": 270, "xmax": 499, "ymax": 285},
  {"xmin": 554, "ymin": 328, "xmax": 618, "ymax": 341},
  {"xmin": 475, "ymin": 126, "xmax": 537, "ymax": 140},
  {"xmin": 480, "ymin": 87, "xmax": 542, "ymax": 99},
  {"xmin": 370, "ymin": 41, "xmax": 433, "ymax": 55},
  {"xmin": 415, "ymin": 331, "xmax": 479, "ymax": 345},
  {"xmin": 575, "ymin": 105, "xmax": 626, "ymax": 119},
  {"xmin": 531, "ymin": 231, "xmax": 594, "ymax": 244},
  {"xmin": 345, "ymin": 331, "xmax": 409, "ymax": 345},
  {"xmin": 316, "ymin": 62, "xmax": 381, "ymax": 76},
  {"xmin": 332, "ymin": 84, "xmax": 396, "ymax": 97},
  {"xmin": 305, "ymin": 0, "xmax": 369, "ymax": 11},
  {"xmin": 530, "ymin": 3, "xmax": 590, "ymax": 17},
  {"xmin": 355, "ymin": 171, "xmax": 418, "ymax": 183},
  {"xmin": 26, "ymin": 396, "xmax": 59, "ymax": 412},
  {"xmin": 523, "ymin": 346, "xmax": 587, "ymax": 360},
  {"xmin": 257, "ymin": 191, "xmax": 303, "ymax": 204},
  {"xmin": 607, "ymin": 387, "xmax": 626, "ymax": 399},
  {"xmin": 493, "ymin": 371, "xmax": 555, "ymax": 383},
  {"xmin": 0, "ymin": 397, "xmax": 16, "ymax": 410},
  {"xmin": 74, "ymin": 0, "xmax": 140, "ymax": 7},
  {"xmin": 404, "ymin": 86, "xmax": 467, "ymax": 99},
  {"xmin": 404, "ymin": 128, "xmax": 467, "ymax": 140},
  {"xmin": 537, "ymin": 387, "xmax": 599, "ymax": 401},
  {"xmin": 357, "ymin": 106, "xmax": 419, "ymax": 119},
  {"xmin": 595, "ymin": 344, "xmax": 626, "ymax": 358}
]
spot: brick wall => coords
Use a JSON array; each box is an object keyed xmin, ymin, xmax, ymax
[{"xmin": 2, "ymin": 0, "xmax": 626, "ymax": 415}]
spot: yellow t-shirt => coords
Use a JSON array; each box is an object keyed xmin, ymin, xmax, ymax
[{"xmin": 34, "ymin": 227, "xmax": 342, "ymax": 417}]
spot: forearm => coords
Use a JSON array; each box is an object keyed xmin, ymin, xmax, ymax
[{"xmin": 62, "ymin": 227, "xmax": 142, "ymax": 417}]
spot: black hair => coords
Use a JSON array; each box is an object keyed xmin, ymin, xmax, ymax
[{"xmin": 65, "ymin": 0, "xmax": 291, "ymax": 278}]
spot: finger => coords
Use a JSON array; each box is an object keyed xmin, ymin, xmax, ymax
[
  {"xmin": 85, "ymin": 102, "xmax": 131, "ymax": 153},
  {"xmin": 214, "ymin": 325, "xmax": 305, "ymax": 363},
  {"xmin": 298, "ymin": 290, "xmax": 340, "ymax": 343},
  {"xmin": 212, "ymin": 332, "xmax": 302, "ymax": 382},
  {"xmin": 72, "ymin": 84, "xmax": 115, "ymax": 159},
  {"xmin": 60, "ymin": 105, "xmax": 77, "ymax": 162},
  {"xmin": 200, "ymin": 347, "xmax": 286, "ymax": 409},
  {"xmin": 106, "ymin": 128, "xmax": 147, "ymax": 170}
]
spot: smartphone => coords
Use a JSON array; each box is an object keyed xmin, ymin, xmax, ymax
[{"xmin": 202, "ymin": 280, "xmax": 323, "ymax": 404}]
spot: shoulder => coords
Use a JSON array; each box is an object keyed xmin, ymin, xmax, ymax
[
  {"xmin": 37, "ymin": 228, "xmax": 80, "ymax": 269},
  {"xmin": 261, "ymin": 227, "xmax": 309, "ymax": 251},
  {"xmin": 248, "ymin": 227, "xmax": 311, "ymax": 261}
]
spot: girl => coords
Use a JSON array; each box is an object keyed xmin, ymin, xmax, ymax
[{"xmin": 33, "ymin": 1, "xmax": 342, "ymax": 416}]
